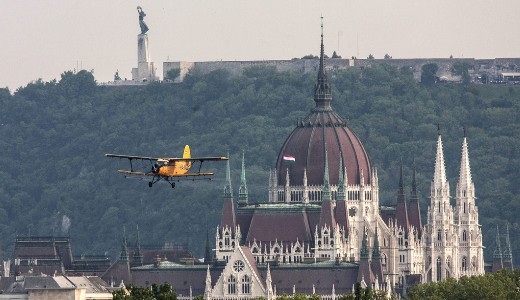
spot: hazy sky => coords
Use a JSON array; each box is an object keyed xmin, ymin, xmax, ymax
[{"xmin": 3, "ymin": 0, "xmax": 519, "ymax": 91}]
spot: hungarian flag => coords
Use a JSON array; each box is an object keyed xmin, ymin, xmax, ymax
[{"xmin": 283, "ymin": 155, "xmax": 296, "ymax": 162}]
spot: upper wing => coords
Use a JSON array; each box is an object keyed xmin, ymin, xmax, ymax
[
  {"xmin": 105, "ymin": 154, "xmax": 160, "ymax": 161},
  {"xmin": 165, "ymin": 156, "xmax": 228, "ymax": 163}
]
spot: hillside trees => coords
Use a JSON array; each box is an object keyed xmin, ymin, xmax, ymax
[
  {"xmin": 407, "ymin": 269, "xmax": 520, "ymax": 300},
  {"xmin": 0, "ymin": 66, "xmax": 518, "ymax": 265}
]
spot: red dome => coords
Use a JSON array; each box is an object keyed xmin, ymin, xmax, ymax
[
  {"xmin": 275, "ymin": 109, "xmax": 372, "ymax": 186},
  {"xmin": 275, "ymin": 34, "xmax": 371, "ymax": 186}
]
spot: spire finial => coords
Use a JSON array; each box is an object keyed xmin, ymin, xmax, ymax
[
  {"xmin": 437, "ymin": 123, "xmax": 441, "ymax": 135},
  {"xmin": 463, "ymin": 126, "xmax": 467, "ymax": 137},
  {"xmin": 314, "ymin": 16, "xmax": 332, "ymax": 110}
]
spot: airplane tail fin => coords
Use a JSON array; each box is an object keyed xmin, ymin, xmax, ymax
[
  {"xmin": 178, "ymin": 145, "xmax": 192, "ymax": 173},
  {"xmin": 183, "ymin": 145, "xmax": 191, "ymax": 159}
]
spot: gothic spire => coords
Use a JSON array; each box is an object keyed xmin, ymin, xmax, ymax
[
  {"xmin": 337, "ymin": 158, "xmax": 346, "ymax": 201},
  {"xmin": 204, "ymin": 265, "xmax": 212, "ymax": 300},
  {"xmin": 411, "ymin": 160, "xmax": 418, "ymax": 197},
  {"xmin": 313, "ymin": 16, "xmax": 332, "ymax": 110},
  {"xmin": 372, "ymin": 226, "xmax": 381, "ymax": 259},
  {"xmin": 204, "ymin": 230, "xmax": 212, "ymax": 262},
  {"xmin": 395, "ymin": 161, "xmax": 410, "ymax": 230},
  {"xmin": 433, "ymin": 127, "xmax": 447, "ymax": 190},
  {"xmin": 221, "ymin": 154, "xmax": 236, "ymax": 228},
  {"xmin": 360, "ymin": 227, "xmax": 370, "ymax": 259},
  {"xmin": 503, "ymin": 225, "xmax": 514, "ymax": 270},
  {"xmin": 320, "ymin": 149, "xmax": 336, "ymax": 228},
  {"xmin": 408, "ymin": 162, "xmax": 423, "ymax": 238},
  {"xmin": 492, "ymin": 225, "xmax": 504, "ymax": 272},
  {"xmin": 493, "ymin": 225, "xmax": 502, "ymax": 259},
  {"xmin": 133, "ymin": 224, "xmax": 142, "ymax": 266},
  {"xmin": 322, "ymin": 149, "xmax": 331, "ymax": 201},
  {"xmin": 238, "ymin": 151, "xmax": 249, "ymax": 205},
  {"xmin": 458, "ymin": 131, "xmax": 473, "ymax": 191},
  {"xmin": 120, "ymin": 226, "xmax": 128, "ymax": 262},
  {"xmin": 224, "ymin": 153, "xmax": 232, "ymax": 198}
]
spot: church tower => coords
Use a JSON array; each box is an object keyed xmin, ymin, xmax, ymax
[
  {"xmin": 455, "ymin": 130, "xmax": 484, "ymax": 275},
  {"xmin": 425, "ymin": 127, "xmax": 457, "ymax": 282},
  {"xmin": 216, "ymin": 158, "xmax": 241, "ymax": 262}
]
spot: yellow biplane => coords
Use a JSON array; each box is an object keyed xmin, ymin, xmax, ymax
[{"xmin": 105, "ymin": 145, "xmax": 228, "ymax": 188}]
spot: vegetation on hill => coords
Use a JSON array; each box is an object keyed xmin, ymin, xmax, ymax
[
  {"xmin": 407, "ymin": 269, "xmax": 520, "ymax": 300},
  {"xmin": 0, "ymin": 65, "xmax": 518, "ymax": 265}
]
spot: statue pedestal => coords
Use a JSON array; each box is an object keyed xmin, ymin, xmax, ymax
[{"xmin": 132, "ymin": 34, "xmax": 156, "ymax": 82}]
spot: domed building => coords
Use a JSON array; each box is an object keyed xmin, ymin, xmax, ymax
[{"xmin": 104, "ymin": 23, "xmax": 488, "ymax": 300}]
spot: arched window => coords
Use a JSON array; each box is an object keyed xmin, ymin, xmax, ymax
[
  {"xmin": 462, "ymin": 230, "xmax": 467, "ymax": 242},
  {"xmin": 437, "ymin": 230, "xmax": 442, "ymax": 241},
  {"xmin": 241, "ymin": 275, "xmax": 251, "ymax": 294},
  {"xmin": 462, "ymin": 256, "xmax": 467, "ymax": 271},
  {"xmin": 227, "ymin": 275, "xmax": 236, "ymax": 294},
  {"xmin": 224, "ymin": 232, "xmax": 230, "ymax": 246}
]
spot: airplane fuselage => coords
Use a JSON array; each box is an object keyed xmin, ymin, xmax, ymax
[{"xmin": 156, "ymin": 160, "xmax": 191, "ymax": 176}]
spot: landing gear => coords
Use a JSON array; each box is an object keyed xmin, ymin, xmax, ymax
[
  {"xmin": 148, "ymin": 182, "xmax": 153, "ymax": 188},
  {"xmin": 170, "ymin": 182, "xmax": 176, "ymax": 189}
]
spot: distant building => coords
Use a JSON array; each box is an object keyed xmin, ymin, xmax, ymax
[
  {"xmin": 12, "ymin": 236, "xmax": 110, "ymax": 277},
  {"xmin": 0, "ymin": 275, "xmax": 112, "ymax": 300},
  {"xmin": 163, "ymin": 57, "xmax": 520, "ymax": 84}
]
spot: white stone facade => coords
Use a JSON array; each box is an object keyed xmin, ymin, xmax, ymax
[{"xmin": 213, "ymin": 133, "xmax": 484, "ymax": 297}]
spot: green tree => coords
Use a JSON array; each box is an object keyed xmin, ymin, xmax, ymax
[
  {"xmin": 367, "ymin": 54, "xmax": 375, "ymax": 59},
  {"xmin": 332, "ymin": 51, "xmax": 342, "ymax": 58},
  {"xmin": 165, "ymin": 68, "xmax": 181, "ymax": 81},
  {"xmin": 421, "ymin": 63, "xmax": 439, "ymax": 85},
  {"xmin": 384, "ymin": 54, "xmax": 392, "ymax": 59},
  {"xmin": 57, "ymin": 70, "xmax": 96, "ymax": 98},
  {"xmin": 451, "ymin": 61, "xmax": 472, "ymax": 84}
]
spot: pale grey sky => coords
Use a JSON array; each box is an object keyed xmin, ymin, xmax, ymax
[{"xmin": 3, "ymin": 0, "xmax": 519, "ymax": 91}]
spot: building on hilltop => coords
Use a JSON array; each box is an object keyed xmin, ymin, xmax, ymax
[{"xmin": 164, "ymin": 56, "xmax": 520, "ymax": 84}]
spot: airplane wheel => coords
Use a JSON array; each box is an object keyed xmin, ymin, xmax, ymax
[
  {"xmin": 171, "ymin": 182, "xmax": 176, "ymax": 189},
  {"xmin": 148, "ymin": 182, "xmax": 153, "ymax": 188}
]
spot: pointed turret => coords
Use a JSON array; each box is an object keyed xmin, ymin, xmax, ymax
[
  {"xmin": 337, "ymin": 158, "xmax": 346, "ymax": 201},
  {"xmin": 395, "ymin": 161, "xmax": 410, "ymax": 231},
  {"xmin": 320, "ymin": 150, "xmax": 336, "ymax": 229},
  {"xmin": 120, "ymin": 227, "xmax": 128, "ymax": 262},
  {"xmin": 492, "ymin": 225, "xmax": 503, "ymax": 272},
  {"xmin": 503, "ymin": 225, "xmax": 513, "ymax": 270},
  {"xmin": 335, "ymin": 158, "xmax": 349, "ymax": 236},
  {"xmin": 458, "ymin": 129, "xmax": 473, "ymax": 191},
  {"xmin": 433, "ymin": 127, "xmax": 448, "ymax": 190},
  {"xmin": 357, "ymin": 227, "xmax": 373, "ymax": 284},
  {"xmin": 204, "ymin": 265, "xmax": 212, "ymax": 300},
  {"xmin": 313, "ymin": 16, "xmax": 332, "ymax": 111},
  {"xmin": 221, "ymin": 157, "xmax": 236, "ymax": 229},
  {"xmin": 204, "ymin": 230, "xmax": 213, "ymax": 263},
  {"xmin": 408, "ymin": 162, "xmax": 423, "ymax": 238},
  {"xmin": 238, "ymin": 151, "xmax": 249, "ymax": 205},
  {"xmin": 223, "ymin": 154, "xmax": 233, "ymax": 198},
  {"xmin": 133, "ymin": 224, "xmax": 143, "ymax": 266},
  {"xmin": 266, "ymin": 263, "xmax": 274, "ymax": 300},
  {"xmin": 370, "ymin": 226, "xmax": 384, "ymax": 282}
]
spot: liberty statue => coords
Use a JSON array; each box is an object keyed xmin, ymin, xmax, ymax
[{"xmin": 137, "ymin": 6, "xmax": 149, "ymax": 34}]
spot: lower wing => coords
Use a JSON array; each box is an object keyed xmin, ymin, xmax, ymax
[{"xmin": 117, "ymin": 170, "xmax": 214, "ymax": 178}]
